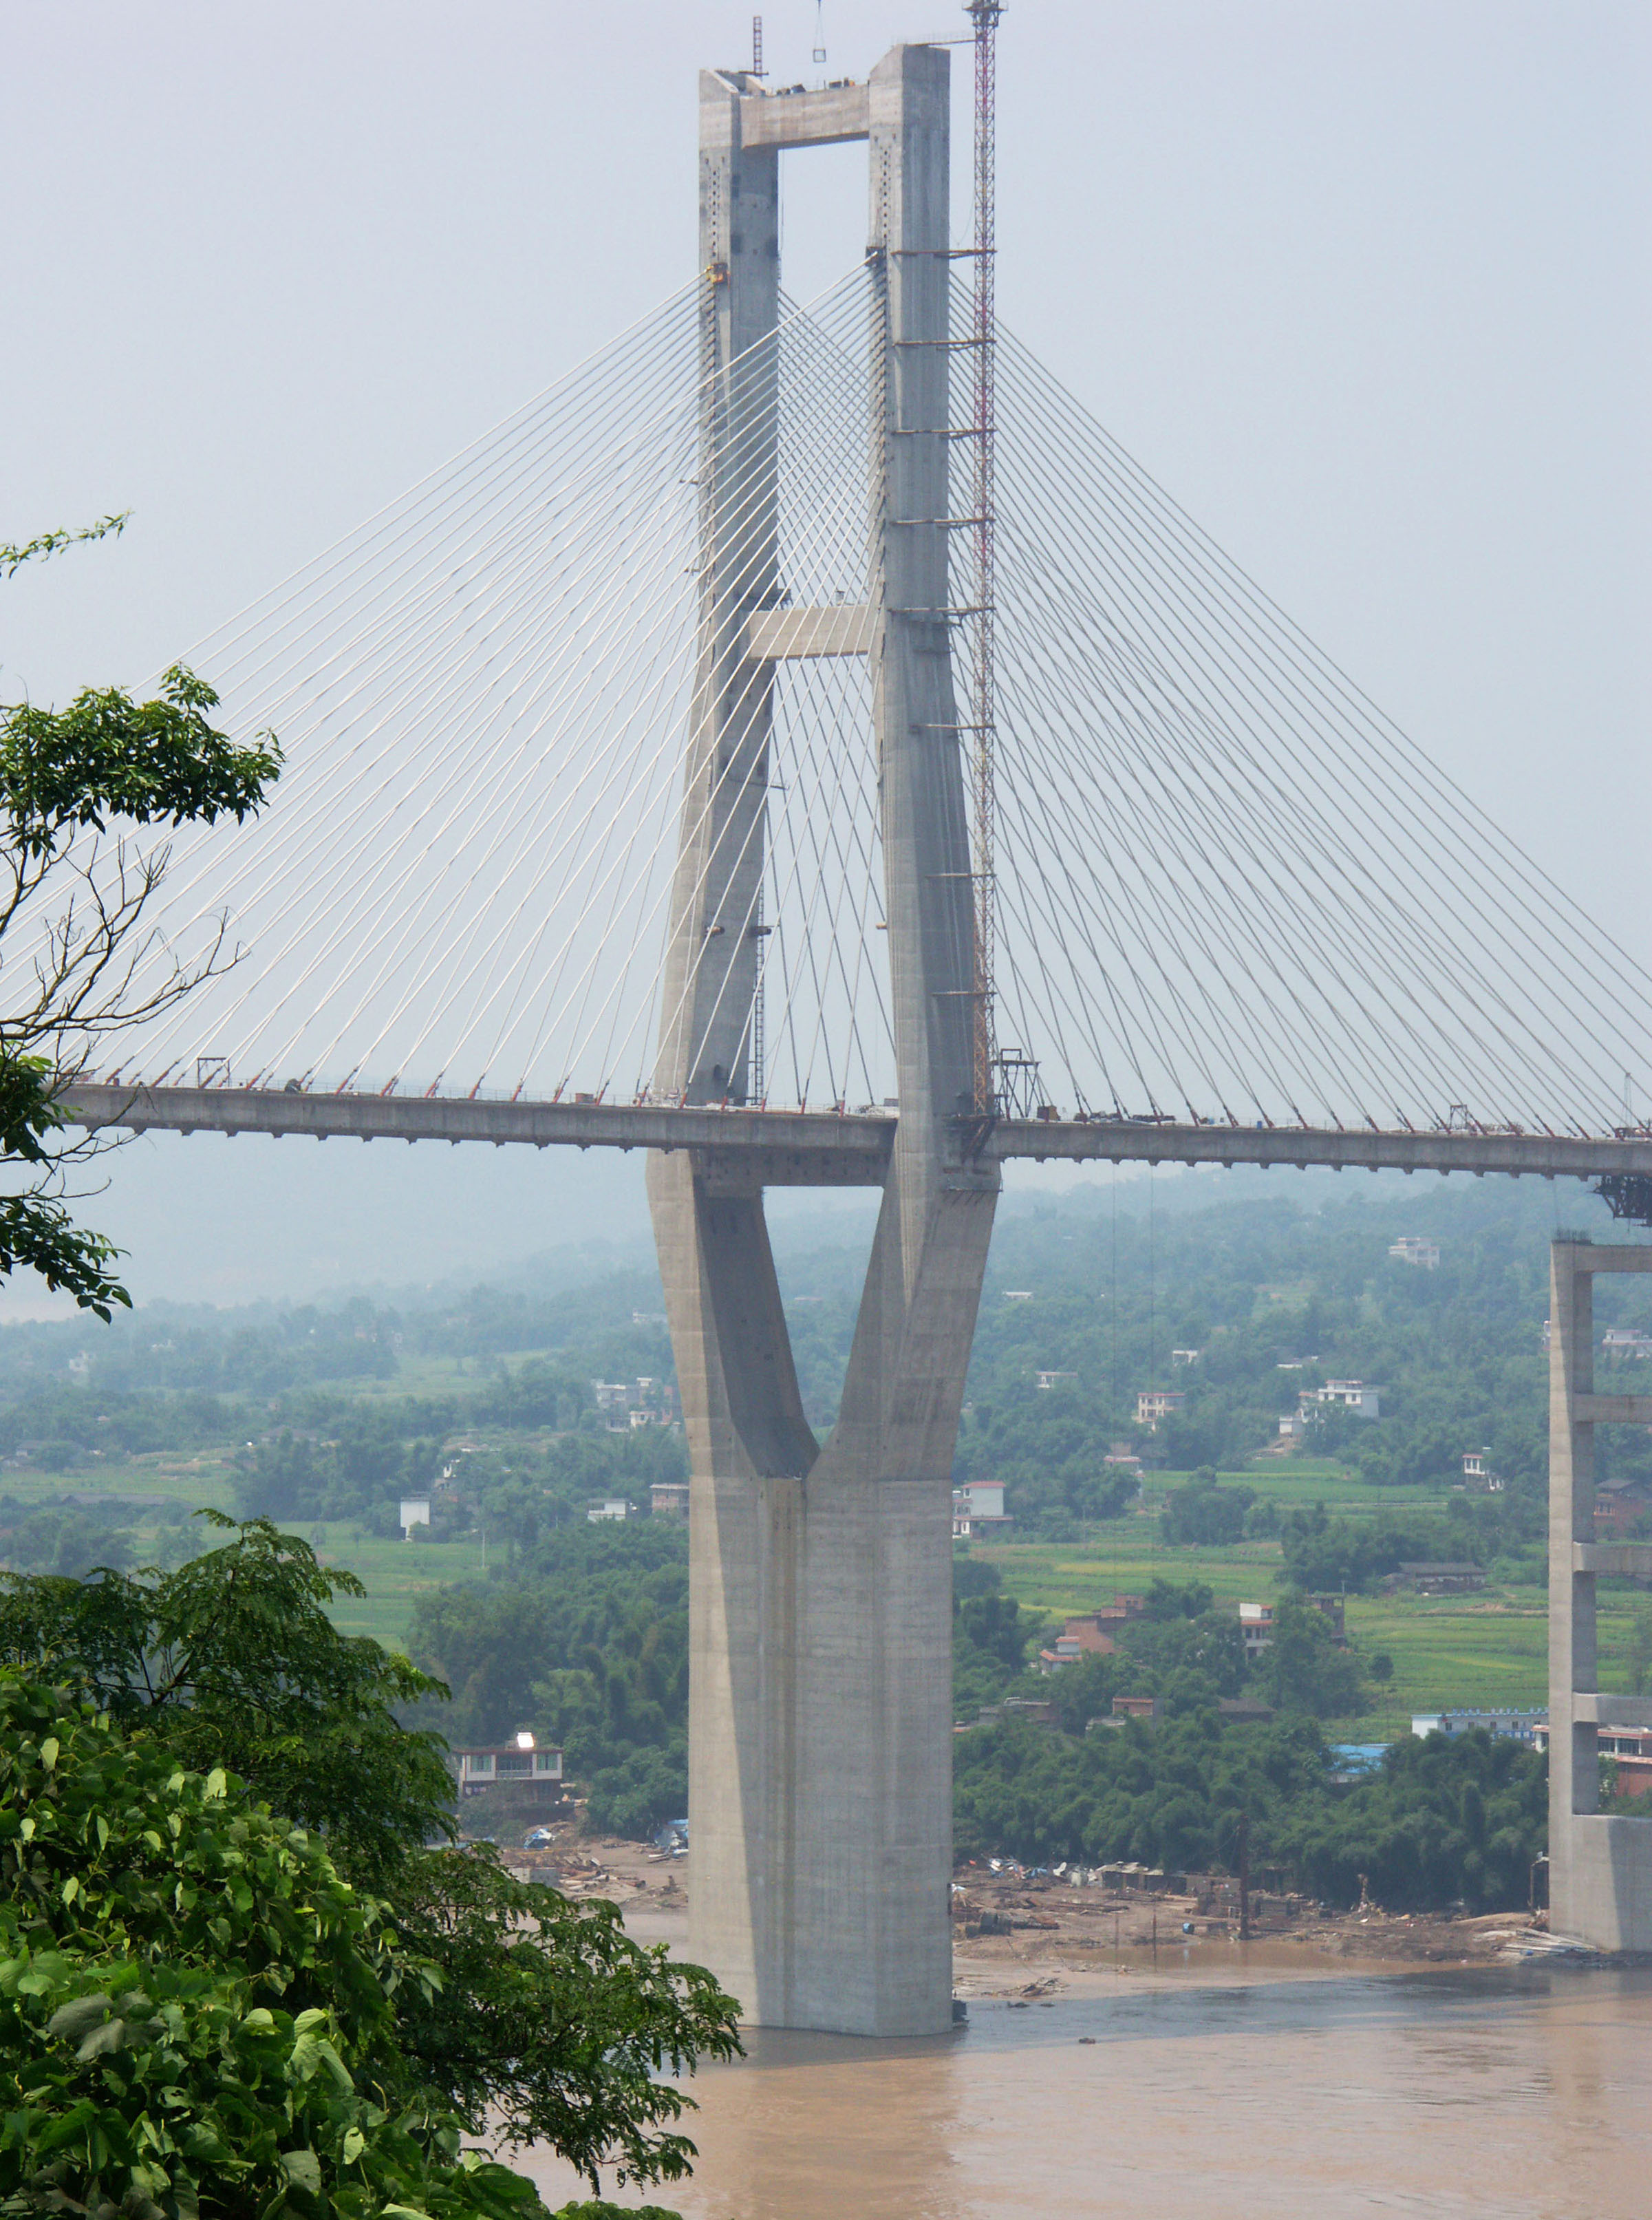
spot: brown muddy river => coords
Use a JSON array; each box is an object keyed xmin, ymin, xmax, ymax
[{"xmin": 521, "ymin": 1960, "xmax": 1652, "ymax": 2218}]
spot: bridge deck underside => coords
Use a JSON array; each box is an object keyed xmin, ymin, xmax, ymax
[{"xmin": 60, "ymin": 1084, "xmax": 1652, "ymax": 1184}]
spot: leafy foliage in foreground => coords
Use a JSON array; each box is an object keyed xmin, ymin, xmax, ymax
[
  {"xmin": 0, "ymin": 1513, "xmax": 454, "ymax": 1883},
  {"xmin": 0, "ymin": 1674, "xmax": 538, "ymax": 2220},
  {"xmin": 0, "ymin": 518, "xmax": 281, "ymax": 1317},
  {"xmin": 0, "ymin": 664, "xmax": 279, "ymax": 854},
  {"xmin": 0, "ymin": 1522, "xmax": 740, "ymax": 2199},
  {"xmin": 388, "ymin": 1846, "xmax": 733, "ymax": 2191}
]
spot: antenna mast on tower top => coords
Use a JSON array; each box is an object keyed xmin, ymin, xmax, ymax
[{"xmin": 966, "ymin": 1, "xmax": 1003, "ymax": 1114}]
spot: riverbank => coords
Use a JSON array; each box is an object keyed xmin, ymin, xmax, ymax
[
  {"xmin": 497, "ymin": 1824, "xmax": 1557, "ymax": 1984},
  {"xmin": 489, "ymin": 1824, "xmax": 1652, "ymax": 2216}
]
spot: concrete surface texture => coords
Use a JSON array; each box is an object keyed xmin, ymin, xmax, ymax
[
  {"xmin": 646, "ymin": 41, "xmax": 997, "ymax": 2036},
  {"xmin": 1547, "ymin": 1237, "xmax": 1652, "ymax": 1947}
]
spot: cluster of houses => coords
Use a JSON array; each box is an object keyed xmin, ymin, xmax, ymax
[
  {"xmin": 589, "ymin": 1481, "xmax": 691, "ymax": 1522},
  {"xmin": 591, "ymin": 1376, "xmax": 679, "ymax": 1430},
  {"xmin": 1410, "ymin": 1709, "xmax": 1652, "ymax": 1799},
  {"xmin": 639, "ymin": 1475, "xmax": 1021, "ymax": 1532},
  {"xmin": 1034, "ymin": 1593, "xmax": 1147, "ymax": 1669},
  {"xmin": 1130, "ymin": 1363, "xmax": 1389, "ymax": 1449},
  {"xmin": 414, "ymin": 1245, "xmax": 1652, "ymax": 1558},
  {"xmin": 1032, "ymin": 1591, "xmax": 1349, "ymax": 1680},
  {"xmin": 1541, "ymin": 1319, "xmax": 1652, "ymax": 1358}
]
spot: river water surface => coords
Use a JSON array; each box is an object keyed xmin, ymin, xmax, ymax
[{"xmin": 522, "ymin": 1959, "xmax": 1652, "ymax": 2218}]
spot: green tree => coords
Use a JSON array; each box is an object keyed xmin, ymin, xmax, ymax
[
  {"xmin": 1044, "ymin": 1648, "xmax": 1128, "ymax": 1732},
  {"xmin": 0, "ymin": 1673, "xmax": 539, "ymax": 2220},
  {"xmin": 0, "ymin": 513, "xmax": 281, "ymax": 1315},
  {"xmin": 0, "ymin": 1512, "xmax": 451, "ymax": 1882},
  {"xmin": 586, "ymin": 1742, "xmax": 689, "ymax": 1837},
  {"xmin": 383, "ymin": 1839, "xmax": 734, "ymax": 2194},
  {"xmin": 1122, "ymin": 1610, "xmax": 1249, "ymax": 1700},
  {"xmin": 1140, "ymin": 1577, "xmax": 1216, "ymax": 1621},
  {"xmin": 1280, "ymin": 1504, "xmax": 1479, "ymax": 1593},
  {"xmin": 1257, "ymin": 1601, "xmax": 1366, "ymax": 1720},
  {"xmin": 1629, "ymin": 1605, "xmax": 1652, "ymax": 1697},
  {"xmin": 0, "ymin": 1519, "xmax": 742, "ymax": 2196},
  {"xmin": 952, "ymin": 1588, "xmax": 1047, "ymax": 1723},
  {"xmin": 408, "ymin": 1524, "xmax": 691, "ymax": 1793},
  {"xmin": 1161, "ymin": 1471, "xmax": 1254, "ymax": 1547},
  {"xmin": 1283, "ymin": 1727, "xmax": 1544, "ymax": 1911},
  {"xmin": 952, "ymin": 1706, "xmax": 1542, "ymax": 1910}
]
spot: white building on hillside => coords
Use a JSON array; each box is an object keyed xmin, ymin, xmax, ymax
[
  {"xmin": 952, "ymin": 1480, "xmax": 1011, "ymax": 1539},
  {"xmin": 1238, "ymin": 1601, "xmax": 1276, "ymax": 1658},
  {"xmin": 1389, "ymin": 1237, "xmax": 1440, "ymax": 1269},
  {"xmin": 1136, "ymin": 1388, "xmax": 1184, "ymax": 1427},
  {"xmin": 1307, "ymin": 1380, "xmax": 1380, "ymax": 1419},
  {"xmin": 1603, "ymin": 1329, "xmax": 1652, "ymax": 1359}
]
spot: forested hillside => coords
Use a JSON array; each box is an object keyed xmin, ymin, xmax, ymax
[
  {"xmin": 1, "ymin": 1168, "xmax": 1646, "ymax": 1570},
  {"xmin": 1, "ymin": 1168, "xmax": 1645, "ymax": 1905},
  {"xmin": 780, "ymin": 1172, "xmax": 1649, "ymax": 1536}
]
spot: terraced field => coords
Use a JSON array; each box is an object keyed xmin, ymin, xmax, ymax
[
  {"xmin": 0, "ymin": 1448, "xmax": 486, "ymax": 1656},
  {"xmin": 10, "ymin": 1441, "xmax": 1645, "ymax": 1738},
  {"xmin": 969, "ymin": 1461, "xmax": 1649, "ymax": 1740}
]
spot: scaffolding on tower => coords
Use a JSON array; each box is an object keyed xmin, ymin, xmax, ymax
[{"xmin": 967, "ymin": 1, "xmax": 1004, "ymax": 1115}]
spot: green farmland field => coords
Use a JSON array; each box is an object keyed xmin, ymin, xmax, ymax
[
  {"xmin": 968, "ymin": 1458, "xmax": 1649, "ymax": 1740},
  {"xmin": 14, "ymin": 1444, "xmax": 1646, "ymax": 1733}
]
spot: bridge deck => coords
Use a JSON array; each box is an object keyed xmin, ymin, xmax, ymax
[{"xmin": 58, "ymin": 1083, "xmax": 1652, "ymax": 1184}]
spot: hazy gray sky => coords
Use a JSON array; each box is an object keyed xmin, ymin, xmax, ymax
[{"xmin": 2, "ymin": 1, "xmax": 1646, "ymax": 1310}]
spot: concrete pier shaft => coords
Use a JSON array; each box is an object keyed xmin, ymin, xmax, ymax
[
  {"xmin": 1547, "ymin": 1236, "xmax": 1652, "ymax": 1947},
  {"xmin": 647, "ymin": 42, "xmax": 997, "ymax": 2036}
]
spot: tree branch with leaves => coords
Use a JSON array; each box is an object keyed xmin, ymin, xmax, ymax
[
  {"xmin": 0, "ymin": 1515, "xmax": 744, "ymax": 2206},
  {"xmin": 0, "ymin": 516, "xmax": 280, "ymax": 1315}
]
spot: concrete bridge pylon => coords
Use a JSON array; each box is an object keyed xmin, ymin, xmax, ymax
[
  {"xmin": 1547, "ymin": 1236, "xmax": 1652, "ymax": 1947},
  {"xmin": 646, "ymin": 42, "xmax": 999, "ymax": 2036}
]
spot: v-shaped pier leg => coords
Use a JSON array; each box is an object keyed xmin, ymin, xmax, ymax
[{"xmin": 648, "ymin": 1140, "xmax": 994, "ymax": 2036}]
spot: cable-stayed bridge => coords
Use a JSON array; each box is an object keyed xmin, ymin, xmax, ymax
[
  {"xmin": 37, "ymin": 36, "xmax": 1652, "ymax": 2031},
  {"xmin": 50, "ymin": 198, "xmax": 1652, "ymax": 1175}
]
